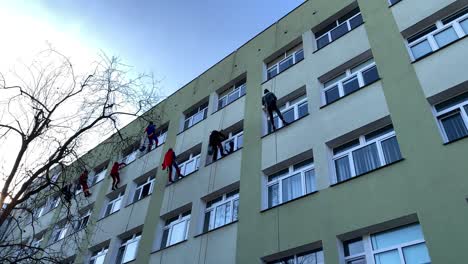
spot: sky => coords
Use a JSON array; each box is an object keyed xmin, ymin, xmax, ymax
[{"xmin": 0, "ymin": 0, "xmax": 304, "ymax": 95}]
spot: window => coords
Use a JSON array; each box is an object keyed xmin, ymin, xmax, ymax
[
  {"xmin": 388, "ymin": 0, "xmax": 401, "ymax": 5},
  {"xmin": 218, "ymin": 81, "xmax": 247, "ymax": 110},
  {"xmin": 268, "ymin": 249, "xmax": 324, "ymax": 264},
  {"xmin": 266, "ymin": 43, "xmax": 304, "ymax": 80},
  {"xmin": 133, "ymin": 176, "xmax": 155, "ymax": 203},
  {"xmin": 343, "ymin": 224, "xmax": 431, "ymax": 264},
  {"xmin": 266, "ymin": 159, "xmax": 316, "ymax": 208},
  {"xmin": 434, "ymin": 91, "xmax": 468, "ymax": 142},
  {"xmin": 45, "ymin": 196, "xmax": 60, "ymax": 212},
  {"xmin": 147, "ymin": 126, "xmax": 168, "ymax": 151},
  {"xmin": 407, "ymin": 7, "xmax": 468, "ymax": 60},
  {"xmin": 332, "ymin": 125, "xmax": 402, "ymax": 183},
  {"xmin": 210, "ymin": 131, "xmax": 244, "ymax": 162},
  {"xmin": 178, "ymin": 153, "xmax": 201, "ymax": 176},
  {"xmin": 121, "ymin": 144, "xmax": 140, "ymax": 164},
  {"xmin": 91, "ymin": 167, "xmax": 107, "ymax": 185},
  {"xmin": 322, "ymin": 59, "xmax": 379, "ymax": 105},
  {"xmin": 116, "ymin": 233, "xmax": 141, "ymax": 264},
  {"xmin": 184, "ymin": 102, "xmax": 209, "ymax": 130},
  {"xmin": 31, "ymin": 234, "xmax": 43, "ymax": 248},
  {"xmin": 74, "ymin": 210, "xmax": 91, "ymax": 231},
  {"xmin": 161, "ymin": 211, "xmax": 191, "ymax": 248},
  {"xmin": 34, "ymin": 204, "xmax": 45, "ymax": 218},
  {"xmin": 315, "ymin": 7, "xmax": 363, "ymax": 50},
  {"xmin": 51, "ymin": 172, "xmax": 60, "ymax": 183},
  {"xmin": 203, "ymin": 190, "xmax": 239, "ymax": 232},
  {"xmin": 51, "ymin": 224, "xmax": 68, "ymax": 243},
  {"xmin": 104, "ymin": 191, "xmax": 124, "ymax": 217},
  {"xmin": 266, "ymin": 94, "xmax": 309, "ymax": 133},
  {"xmin": 89, "ymin": 247, "xmax": 108, "ymax": 264}
]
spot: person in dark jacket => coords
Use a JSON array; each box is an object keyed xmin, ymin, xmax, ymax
[
  {"xmin": 144, "ymin": 121, "xmax": 158, "ymax": 151},
  {"xmin": 209, "ymin": 130, "xmax": 227, "ymax": 161},
  {"xmin": 110, "ymin": 162, "xmax": 126, "ymax": 190},
  {"xmin": 262, "ymin": 89, "xmax": 288, "ymax": 131},
  {"xmin": 79, "ymin": 170, "xmax": 91, "ymax": 197},
  {"xmin": 162, "ymin": 148, "xmax": 182, "ymax": 183},
  {"xmin": 61, "ymin": 184, "xmax": 73, "ymax": 203}
]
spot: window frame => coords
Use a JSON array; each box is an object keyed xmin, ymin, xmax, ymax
[
  {"xmin": 117, "ymin": 233, "xmax": 141, "ymax": 264},
  {"xmin": 315, "ymin": 8, "xmax": 363, "ymax": 50},
  {"xmin": 147, "ymin": 127, "xmax": 169, "ymax": 151},
  {"xmin": 217, "ymin": 82, "xmax": 247, "ymax": 111},
  {"xmin": 266, "ymin": 94, "xmax": 309, "ymax": 134},
  {"xmin": 331, "ymin": 127, "xmax": 401, "ymax": 184},
  {"xmin": 266, "ymin": 159, "xmax": 315, "ymax": 208},
  {"xmin": 89, "ymin": 247, "xmax": 108, "ymax": 264},
  {"xmin": 75, "ymin": 210, "xmax": 91, "ymax": 231},
  {"xmin": 266, "ymin": 45, "xmax": 304, "ymax": 80},
  {"xmin": 406, "ymin": 9, "xmax": 468, "ymax": 61},
  {"xmin": 91, "ymin": 167, "xmax": 107, "ymax": 185},
  {"xmin": 46, "ymin": 195, "xmax": 60, "ymax": 212},
  {"xmin": 51, "ymin": 223, "xmax": 68, "ymax": 243},
  {"xmin": 204, "ymin": 190, "xmax": 239, "ymax": 232},
  {"xmin": 104, "ymin": 191, "xmax": 125, "ymax": 217},
  {"xmin": 322, "ymin": 59, "xmax": 379, "ymax": 105},
  {"xmin": 178, "ymin": 153, "xmax": 201, "ymax": 176},
  {"xmin": 161, "ymin": 212, "xmax": 191, "ymax": 248},
  {"xmin": 267, "ymin": 248, "xmax": 324, "ymax": 264},
  {"xmin": 133, "ymin": 176, "xmax": 155, "ymax": 203},
  {"xmin": 184, "ymin": 103, "xmax": 209, "ymax": 130},
  {"xmin": 433, "ymin": 93, "xmax": 468, "ymax": 143},
  {"xmin": 121, "ymin": 145, "xmax": 140, "ymax": 164}
]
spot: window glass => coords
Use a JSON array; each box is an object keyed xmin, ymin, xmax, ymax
[
  {"xmin": 371, "ymin": 224, "xmax": 424, "ymax": 250},
  {"xmin": 365, "ymin": 125, "xmax": 394, "ymax": 141},
  {"xmin": 233, "ymin": 199, "xmax": 239, "ymax": 221},
  {"xmin": 295, "ymin": 49, "xmax": 304, "ymax": 62},
  {"xmin": 325, "ymin": 86, "xmax": 341, "ymax": 104},
  {"xmin": 228, "ymin": 90, "xmax": 239, "ymax": 104},
  {"xmin": 434, "ymin": 91, "xmax": 468, "ymax": 111},
  {"xmin": 305, "ymin": 169, "xmax": 316, "ymax": 194},
  {"xmin": 349, "ymin": 14, "xmax": 363, "ymax": 29},
  {"xmin": 192, "ymin": 111, "xmax": 204, "ymax": 125},
  {"xmin": 298, "ymin": 102, "xmax": 308, "ymax": 118},
  {"xmin": 268, "ymin": 66, "xmax": 278, "ymax": 80},
  {"xmin": 184, "ymin": 160, "xmax": 195, "ymax": 175},
  {"xmin": 343, "ymin": 76, "xmax": 360, "ymax": 95},
  {"xmin": 237, "ymin": 134, "xmax": 243, "ymax": 149},
  {"xmin": 268, "ymin": 184, "xmax": 279, "ymax": 207},
  {"xmin": 410, "ymin": 40, "xmax": 432, "ymax": 60},
  {"xmin": 351, "ymin": 59, "xmax": 374, "ymax": 74},
  {"xmin": 279, "ymin": 56, "xmax": 294, "ymax": 72},
  {"xmin": 218, "ymin": 97, "xmax": 227, "ymax": 110},
  {"xmin": 169, "ymin": 221, "xmax": 186, "ymax": 245},
  {"xmin": 334, "ymin": 139, "xmax": 360, "ymax": 154},
  {"xmin": 374, "ymin": 249, "xmax": 400, "ymax": 264},
  {"xmin": 346, "ymin": 258, "xmax": 366, "ymax": 264},
  {"xmin": 317, "ymin": 35, "xmax": 330, "ymax": 49},
  {"xmin": 331, "ymin": 23, "xmax": 349, "ymax": 41},
  {"xmin": 161, "ymin": 229, "xmax": 169, "ymax": 248},
  {"xmin": 441, "ymin": 112, "xmax": 468, "ymax": 141},
  {"xmin": 141, "ymin": 183, "xmax": 151, "ymax": 198},
  {"xmin": 460, "ymin": 18, "xmax": 468, "ymax": 33},
  {"xmin": 215, "ymin": 202, "xmax": 231, "ymax": 228},
  {"xmin": 344, "ymin": 238, "xmax": 365, "ymax": 256},
  {"xmin": 122, "ymin": 240, "xmax": 138, "ymax": 263},
  {"xmin": 433, "ymin": 26, "xmax": 458, "ymax": 47},
  {"xmin": 281, "ymin": 173, "xmax": 302, "ymax": 202},
  {"xmin": 335, "ymin": 156, "xmax": 352, "ymax": 182},
  {"xmin": 283, "ymin": 108, "xmax": 295, "ymax": 123},
  {"xmin": 362, "ymin": 66, "xmax": 379, "ymax": 85},
  {"xmin": 352, "ymin": 143, "xmax": 380, "ymax": 175},
  {"xmin": 203, "ymin": 211, "xmax": 211, "ymax": 232},
  {"xmin": 381, "ymin": 136, "xmax": 402, "ymax": 164},
  {"xmin": 402, "ymin": 243, "xmax": 431, "ymax": 264},
  {"xmin": 94, "ymin": 254, "xmax": 106, "ymax": 264}
]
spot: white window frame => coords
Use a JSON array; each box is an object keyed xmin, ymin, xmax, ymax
[
  {"xmin": 51, "ymin": 224, "xmax": 68, "ymax": 242},
  {"xmin": 204, "ymin": 191, "xmax": 239, "ymax": 231},
  {"xmin": 219, "ymin": 131, "xmax": 244, "ymax": 156},
  {"xmin": 34, "ymin": 204, "xmax": 46, "ymax": 218},
  {"xmin": 89, "ymin": 247, "xmax": 108, "ymax": 264},
  {"xmin": 117, "ymin": 234, "xmax": 141, "ymax": 264},
  {"xmin": 332, "ymin": 128, "xmax": 399, "ymax": 183},
  {"xmin": 147, "ymin": 127, "xmax": 168, "ymax": 151},
  {"xmin": 184, "ymin": 104, "xmax": 208, "ymax": 130},
  {"xmin": 161, "ymin": 212, "xmax": 191, "ymax": 248},
  {"xmin": 268, "ymin": 249, "xmax": 324, "ymax": 264},
  {"xmin": 75, "ymin": 210, "xmax": 91, "ymax": 231},
  {"xmin": 91, "ymin": 168, "xmax": 107, "ymax": 185},
  {"xmin": 266, "ymin": 160, "xmax": 315, "ymax": 208},
  {"xmin": 133, "ymin": 176, "xmax": 155, "ymax": 202},
  {"xmin": 217, "ymin": 82, "xmax": 247, "ymax": 110},
  {"xmin": 266, "ymin": 95, "xmax": 308, "ymax": 133},
  {"xmin": 315, "ymin": 8, "xmax": 363, "ymax": 49},
  {"xmin": 104, "ymin": 192, "xmax": 124, "ymax": 217},
  {"xmin": 266, "ymin": 47, "xmax": 304, "ymax": 80},
  {"xmin": 406, "ymin": 10, "xmax": 468, "ymax": 61},
  {"xmin": 121, "ymin": 147, "xmax": 139, "ymax": 164},
  {"xmin": 343, "ymin": 224, "xmax": 430, "ymax": 264},
  {"xmin": 178, "ymin": 153, "xmax": 201, "ymax": 176},
  {"xmin": 322, "ymin": 59, "xmax": 378, "ymax": 105},
  {"xmin": 433, "ymin": 94, "xmax": 468, "ymax": 143}
]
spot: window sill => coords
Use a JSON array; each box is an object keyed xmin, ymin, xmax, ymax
[
  {"xmin": 260, "ymin": 191, "xmax": 319, "ymax": 213},
  {"xmin": 165, "ymin": 170, "xmax": 199, "ymax": 187},
  {"xmin": 212, "ymin": 95, "xmax": 246, "ymax": 115},
  {"xmin": 411, "ymin": 34, "xmax": 468, "ymax": 63},
  {"xmin": 125, "ymin": 193, "xmax": 152, "ymax": 208},
  {"xmin": 261, "ymin": 113, "xmax": 310, "ymax": 139},
  {"xmin": 330, "ymin": 158, "xmax": 405, "ymax": 187},
  {"xmin": 205, "ymin": 147, "xmax": 242, "ymax": 167},
  {"xmin": 151, "ymin": 240, "xmax": 188, "ymax": 254},
  {"xmin": 138, "ymin": 142, "xmax": 165, "ymax": 158},
  {"xmin": 312, "ymin": 23, "xmax": 364, "ymax": 54},
  {"xmin": 261, "ymin": 58, "xmax": 305, "ymax": 85},
  {"xmin": 389, "ymin": 0, "xmax": 402, "ymax": 8},
  {"xmin": 443, "ymin": 134, "xmax": 468, "ymax": 145},
  {"xmin": 177, "ymin": 118, "xmax": 207, "ymax": 135},
  {"xmin": 319, "ymin": 78, "xmax": 381, "ymax": 109},
  {"xmin": 194, "ymin": 220, "xmax": 239, "ymax": 238}
]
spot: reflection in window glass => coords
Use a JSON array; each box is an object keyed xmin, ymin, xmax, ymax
[
  {"xmin": 410, "ymin": 40, "xmax": 432, "ymax": 60},
  {"xmin": 433, "ymin": 27, "xmax": 458, "ymax": 47}
]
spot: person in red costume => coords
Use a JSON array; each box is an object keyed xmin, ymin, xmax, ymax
[
  {"xmin": 110, "ymin": 162, "xmax": 126, "ymax": 190},
  {"xmin": 79, "ymin": 170, "xmax": 91, "ymax": 197},
  {"xmin": 162, "ymin": 148, "xmax": 182, "ymax": 183}
]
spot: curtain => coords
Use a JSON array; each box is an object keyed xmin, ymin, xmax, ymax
[
  {"xmin": 268, "ymin": 184, "xmax": 279, "ymax": 208},
  {"xmin": 381, "ymin": 136, "xmax": 402, "ymax": 164},
  {"xmin": 353, "ymin": 143, "xmax": 380, "ymax": 175},
  {"xmin": 441, "ymin": 113, "xmax": 468, "ymax": 141},
  {"xmin": 282, "ymin": 173, "xmax": 302, "ymax": 203},
  {"xmin": 305, "ymin": 169, "xmax": 316, "ymax": 194},
  {"xmin": 214, "ymin": 204, "xmax": 227, "ymax": 228},
  {"xmin": 335, "ymin": 156, "xmax": 352, "ymax": 182}
]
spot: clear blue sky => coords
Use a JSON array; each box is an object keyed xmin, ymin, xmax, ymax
[{"xmin": 22, "ymin": 0, "xmax": 304, "ymax": 95}]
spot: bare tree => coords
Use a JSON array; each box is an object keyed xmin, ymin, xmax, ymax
[{"xmin": 0, "ymin": 49, "xmax": 164, "ymax": 263}]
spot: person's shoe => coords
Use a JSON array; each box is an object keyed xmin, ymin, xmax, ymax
[{"xmin": 112, "ymin": 186, "xmax": 115, "ymax": 191}]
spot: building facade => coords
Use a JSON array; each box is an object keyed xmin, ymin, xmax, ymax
[{"xmin": 18, "ymin": 0, "xmax": 468, "ymax": 263}]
